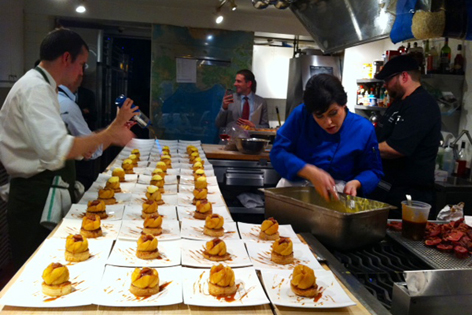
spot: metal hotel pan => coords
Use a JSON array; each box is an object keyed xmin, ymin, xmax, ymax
[{"xmin": 262, "ymin": 187, "xmax": 395, "ymax": 251}]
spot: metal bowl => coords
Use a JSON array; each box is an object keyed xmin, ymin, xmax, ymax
[{"xmin": 235, "ymin": 138, "xmax": 270, "ymax": 155}]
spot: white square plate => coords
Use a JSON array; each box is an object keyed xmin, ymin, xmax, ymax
[
  {"xmin": 52, "ymin": 218, "xmax": 122, "ymax": 240},
  {"xmin": 107, "ymin": 239, "xmax": 181, "ymax": 267},
  {"xmin": 179, "ymin": 184, "xmax": 221, "ymax": 195},
  {"xmin": 182, "ymin": 267, "xmax": 269, "ymax": 307},
  {"xmin": 94, "ymin": 265, "xmax": 183, "ymax": 307},
  {"xmin": 177, "ymin": 205, "xmax": 233, "ymax": 222},
  {"xmin": 28, "ymin": 238, "xmax": 113, "ymax": 267},
  {"xmin": 181, "ymin": 239, "xmax": 252, "ymax": 268},
  {"xmin": 0, "ymin": 258, "xmax": 103, "ymax": 308},
  {"xmin": 118, "ymin": 220, "xmax": 180, "ymax": 241},
  {"xmin": 128, "ymin": 193, "xmax": 178, "ymax": 206},
  {"xmin": 260, "ymin": 269, "xmax": 356, "ymax": 308},
  {"xmin": 78, "ymin": 191, "xmax": 132, "ymax": 206},
  {"xmin": 95, "ymin": 173, "xmax": 138, "ymax": 184},
  {"xmin": 180, "ymin": 175, "xmax": 218, "ymax": 186},
  {"xmin": 238, "ymin": 222, "xmax": 302, "ymax": 243},
  {"xmin": 64, "ymin": 203, "xmax": 124, "ymax": 221},
  {"xmin": 180, "ymin": 219, "xmax": 240, "ymax": 241},
  {"xmin": 177, "ymin": 193, "xmax": 225, "ymax": 207},
  {"xmin": 122, "ymin": 204, "xmax": 177, "ymax": 221},
  {"xmin": 245, "ymin": 242, "xmax": 323, "ymax": 271},
  {"xmin": 87, "ymin": 182, "xmax": 137, "ymax": 194},
  {"xmin": 180, "ymin": 169, "xmax": 215, "ymax": 176},
  {"xmin": 131, "ymin": 183, "xmax": 177, "ymax": 195},
  {"xmin": 138, "ymin": 174, "xmax": 178, "ymax": 185},
  {"xmin": 143, "ymin": 167, "xmax": 180, "ymax": 176}
]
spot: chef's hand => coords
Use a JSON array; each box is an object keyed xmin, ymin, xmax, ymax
[
  {"xmin": 298, "ymin": 164, "xmax": 337, "ymax": 201},
  {"xmin": 222, "ymin": 94, "xmax": 234, "ymax": 110},
  {"xmin": 344, "ymin": 180, "xmax": 361, "ymax": 197},
  {"xmin": 113, "ymin": 98, "xmax": 139, "ymax": 127},
  {"xmin": 237, "ymin": 118, "xmax": 255, "ymax": 128}
]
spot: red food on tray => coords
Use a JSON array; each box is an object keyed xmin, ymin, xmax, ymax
[{"xmin": 424, "ymin": 219, "xmax": 472, "ymax": 259}]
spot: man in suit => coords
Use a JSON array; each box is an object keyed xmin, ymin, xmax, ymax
[{"xmin": 215, "ymin": 69, "xmax": 269, "ymax": 129}]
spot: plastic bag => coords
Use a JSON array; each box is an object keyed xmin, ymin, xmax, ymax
[
  {"xmin": 390, "ymin": 0, "xmax": 419, "ymax": 43},
  {"xmin": 436, "ymin": 202, "xmax": 464, "ymax": 221}
]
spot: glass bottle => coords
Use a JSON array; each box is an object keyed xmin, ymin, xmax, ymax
[
  {"xmin": 115, "ymin": 94, "xmax": 152, "ymax": 129},
  {"xmin": 429, "ymin": 45, "xmax": 439, "ymax": 73},
  {"xmin": 440, "ymin": 38, "xmax": 451, "ymax": 74},
  {"xmin": 453, "ymin": 44, "xmax": 465, "ymax": 75}
]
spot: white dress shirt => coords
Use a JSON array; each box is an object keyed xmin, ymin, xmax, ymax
[
  {"xmin": 0, "ymin": 67, "xmax": 74, "ymax": 178},
  {"xmin": 58, "ymin": 85, "xmax": 102, "ymax": 160}
]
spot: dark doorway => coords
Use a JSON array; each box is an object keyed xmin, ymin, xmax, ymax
[{"xmin": 113, "ymin": 38, "xmax": 151, "ymax": 140}]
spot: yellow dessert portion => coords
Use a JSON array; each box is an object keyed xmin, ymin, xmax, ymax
[
  {"xmin": 186, "ymin": 145, "xmax": 197, "ymax": 155},
  {"xmin": 192, "ymin": 157, "xmax": 204, "ymax": 165},
  {"xmin": 161, "ymin": 155, "xmax": 172, "ymax": 167},
  {"xmin": 203, "ymin": 238, "xmax": 230, "ymax": 261},
  {"xmin": 155, "ymin": 161, "xmax": 167, "ymax": 173},
  {"xmin": 130, "ymin": 267, "xmax": 160, "ymax": 296},
  {"xmin": 291, "ymin": 264, "xmax": 318, "ymax": 297},
  {"xmin": 271, "ymin": 237, "xmax": 294, "ymax": 265},
  {"xmin": 204, "ymin": 214, "xmax": 225, "ymax": 237},
  {"xmin": 194, "ymin": 169, "xmax": 206, "ymax": 180},
  {"xmin": 65, "ymin": 234, "xmax": 90, "ymax": 262},
  {"xmin": 80, "ymin": 214, "xmax": 103, "ymax": 238},
  {"xmin": 142, "ymin": 199, "xmax": 158, "ymax": 218},
  {"xmin": 189, "ymin": 151, "xmax": 200, "ymax": 161},
  {"xmin": 194, "ymin": 200, "xmax": 213, "ymax": 219},
  {"xmin": 136, "ymin": 234, "xmax": 159, "ymax": 260},
  {"xmin": 98, "ymin": 188, "xmax": 116, "ymax": 205},
  {"xmin": 150, "ymin": 174, "xmax": 164, "ymax": 189},
  {"xmin": 152, "ymin": 168, "xmax": 166, "ymax": 178},
  {"xmin": 195, "ymin": 176, "xmax": 208, "ymax": 189},
  {"xmin": 112, "ymin": 167, "xmax": 125, "ymax": 182},
  {"xmin": 259, "ymin": 217, "xmax": 280, "ymax": 240},
  {"xmin": 122, "ymin": 158, "xmax": 134, "ymax": 174},
  {"xmin": 105, "ymin": 176, "xmax": 121, "ymax": 191},
  {"xmin": 42, "ymin": 263, "xmax": 72, "ymax": 297},
  {"xmin": 143, "ymin": 213, "xmax": 163, "ymax": 236},
  {"xmin": 129, "ymin": 154, "xmax": 138, "ymax": 166},
  {"xmin": 208, "ymin": 264, "xmax": 237, "ymax": 296},
  {"xmin": 146, "ymin": 185, "xmax": 164, "ymax": 204},
  {"xmin": 192, "ymin": 161, "xmax": 203, "ymax": 172},
  {"xmin": 131, "ymin": 149, "xmax": 141, "ymax": 160}
]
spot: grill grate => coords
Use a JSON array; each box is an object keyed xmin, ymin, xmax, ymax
[
  {"xmin": 387, "ymin": 230, "xmax": 472, "ymax": 269},
  {"xmin": 331, "ymin": 239, "xmax": 432, "ymax": 310}
]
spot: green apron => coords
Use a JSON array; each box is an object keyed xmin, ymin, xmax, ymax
[{"xmin": 7, "ymin": 67, "xmax": 76, "ymax": 269}]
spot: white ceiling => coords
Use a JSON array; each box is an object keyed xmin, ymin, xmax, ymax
[{"xmin": 26, "ymin": 0, "xmax": 311, "ymax": 39}]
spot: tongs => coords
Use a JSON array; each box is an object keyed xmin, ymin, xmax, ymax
[{"xmin": 330, "ymin": 187, "xmax": 355, "ymax": 210}]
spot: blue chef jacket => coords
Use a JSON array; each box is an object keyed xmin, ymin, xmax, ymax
[{"xmin": 270, "ymin": 104, "xmax": 383, "ymax": 195}]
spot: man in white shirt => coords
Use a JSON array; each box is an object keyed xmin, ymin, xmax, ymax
[
  {"xmin": 0, "ymin": 28, "xmax": 137, "ymax": 270},
  {"xmin": 58, "ymin": 75, "xmax": 102, "ymax": 190},
  {"xmin": 215, "ymin": 69, "xmax": 269, "ymax": 130}
]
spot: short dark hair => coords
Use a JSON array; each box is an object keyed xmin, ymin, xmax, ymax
[
  {"xmin": 406, "ymin": 70, "xmax": 421, "ymax": 82},
  {"xmin": 39, "ymin": 28, "xmax": 89, "ymax": 62},
  {"xmin": 237, "ymin": 69, "xmax": 257, "ymax": 93},
  {"xmin": 303, "ymin": 74, "xmax": 347, "ymax": 114}
]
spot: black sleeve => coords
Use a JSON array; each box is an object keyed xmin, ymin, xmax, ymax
[{"xmin": 386, "ymin": 93, "xmax": 439, "ymax": 157}]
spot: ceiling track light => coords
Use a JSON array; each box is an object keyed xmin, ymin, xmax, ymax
[
  {"xmin": 229, "ymin": 0, "xmax": 237, "ymax": 11},
  {"xmin": 76, "ymin": 0, "xmax": 86, "ymax": 13}
]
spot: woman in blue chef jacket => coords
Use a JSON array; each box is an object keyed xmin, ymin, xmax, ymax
[{"xmin": 270, "ymin": 74, "xmax": 383, "ymax": 201}]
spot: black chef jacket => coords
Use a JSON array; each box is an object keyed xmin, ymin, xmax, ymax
[{"xmin": 372, "ymin": 86, "xmax": 441, "ymax": 216}]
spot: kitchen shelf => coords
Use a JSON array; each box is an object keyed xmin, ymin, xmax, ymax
[
  {"xmin": 356, "ymin": 78, "xmax": 383, "ymax": 84},
  {"xmin": 355, "ymin": 105, "xmax": 387, "ymax": 111}
]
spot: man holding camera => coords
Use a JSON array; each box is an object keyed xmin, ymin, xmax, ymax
[{"xmin": 215, "ymin": 69, "xmax": 269, "ymax": 129}]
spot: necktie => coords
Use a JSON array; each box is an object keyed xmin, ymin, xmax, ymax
[{"xmin": 242, "ymin": 96, "xmax": 249, "ymax": 120}]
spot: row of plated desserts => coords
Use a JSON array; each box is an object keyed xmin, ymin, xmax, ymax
[{"xmin": 9, "ymin": 140, "xmax": 329, "ymax": 308}]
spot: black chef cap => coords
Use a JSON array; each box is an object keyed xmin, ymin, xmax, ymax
[{"xmin": 375, "ymin": 54, "xmax": 420, "ymax": 80}]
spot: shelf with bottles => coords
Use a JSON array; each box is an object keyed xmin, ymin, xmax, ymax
[
  {"xmin": 355, "ymin": 81, "xmax": 389, "ymax": 107},
  {"xmin": 354, "ymin": 105, "xmax": 387, "ymax": 111}
]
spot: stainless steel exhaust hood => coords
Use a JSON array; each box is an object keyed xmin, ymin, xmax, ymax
[{"xmin": 290, "ymin": 0, "xmax": 397, "ymax": 53}]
